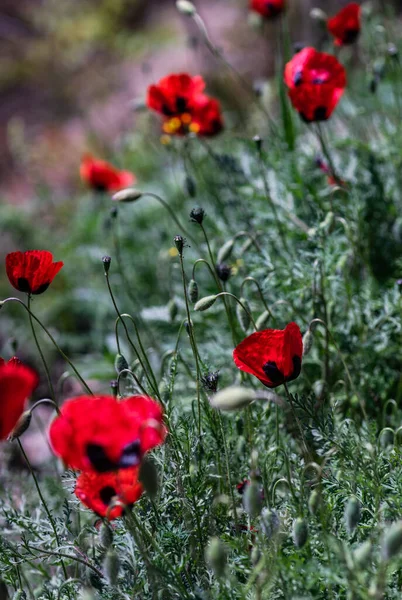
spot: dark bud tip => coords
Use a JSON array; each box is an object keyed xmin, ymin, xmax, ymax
[
  {"xmin": 201, "ymin": 370, "xmax": 220, "ymax": 393},
  {"xmin": 216, "ymin": 263, "xmax": 232, "ymax": 282},
  {"xmin": 102, "ymin": 256, "xmax": 112, "ymax": 274},
  {"xmin": 173, "ymin": 235, "xmax": 185, "ymax": 255},
  {"xmin": 190, "ymin": 206, "xmax": 205, "ymax": 224}
]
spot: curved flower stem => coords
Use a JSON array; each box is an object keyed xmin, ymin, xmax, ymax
[
  {"xmin": 240, "ymin": 277, "xmax": 276, "ymax": 323},
  {"xmin": 27, "ymin": 544, "xmax": 104, "ymax": 580},
  {"xmin": 117, "ymin": 368, "xmax": 148, "ymax": 398},
  {"xmin": 192, "ymin": 258, "xmax": 217, "ymax": 283},
  {"xmin": 233, "ymin": 231, "xmax": 265, "ymax": 257},
  {"xmin": 315, "ymin": 123, "xmax": 340, "ymax": 185},
  {"xmin": 141, "ymin": 192, "xmax": 197, "ymax": 245},
  {"xmin": 283, "ymin": 382, "xmax": 312, "ymax": 462},
  {"xmin": 1, "ymin": 298, "xmax": 92, "ymax": 395},
  {"xmin": 27, "ymin": 295, "xmax": 56, "ymax": 404},
  {"xmin": 214, "ymin": 292, "xmax": 258, "ymax": 331},
  {"xmin": 17, "ymin": 440, "xmax": 68, "ymax": 579},
  {"xmin": 30, "ymin": 398, "xmax": 61, "ymax": 416}
]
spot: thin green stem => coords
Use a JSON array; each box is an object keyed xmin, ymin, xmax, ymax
[
  {"xmin": 27, "ymin": 295, "xmax": 56, "ymax": 404},
  {"xmin": 142, "ymin": 192, "xmax": 197, "ymax": 245},
  {"xmin": 218, "ymin": 414, "xmax": 239, "ymax": 532},
  {"xmin": 283, "ymin": 382, "xmax": 312, "ymax": 461},
  {"xmin": 214, "ymin": 292, "xmax": 258, "ymax": 331}
]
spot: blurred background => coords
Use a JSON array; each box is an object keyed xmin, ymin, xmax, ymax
[{"xmin": 0, "ymin": 0, "xmax": 398, "ymax": 203}]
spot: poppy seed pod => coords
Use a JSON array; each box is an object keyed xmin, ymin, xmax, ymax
[
  {"xmin": 237, "ymin": 298, "xmax": 251, "ymax": 332},
  {"xmin": 217, "ymin": 239, "xmax": 235, "ymax": 264},
  {"xmin": 292, "ymin": 518, "xmax": 308, "ymax": 548},
  {"xmin": 102, "ymin": 256, "xmax": 112, "ymax": 274},
  {"xmin": 201, "ymin": 371, "xmax": 220, "ymax": 393},
  {"xmin": 216, "ymin": 263, "xmax": 232, "ymax": 282},
  {"xmin": 302, "ymin": 329, "xmax": 314, "ymax": 356},
  {"xmin": 8, "ymin": 409, "xmax": 32, "ymax": 441},
  {"xmin": 173, "ymin": 235, "xmax": 184, "ymax": 255},
  {"xmin": 243, "ymin": 480, "xmax": 263, "ymax": 518},
  {"xmin": 382, "ymin": 521, "xmax": 402, "ymax": 561},
  {"xmin": 100, "ymin": 523, "xmax": 114, "ymax": 549},
  {"xmin": 194, "ymin": 295, "xmax": 217, "ymax": 311},
  {"xmin": 209, "ymin": 386, "xmax": 256, "ymax": 411},
  {"xmin": 189, "ymin": 207, "xmax": 205, "ymax": 224},
  {"xmin": 114, "ymin": 353, "xmax": 129, "ymax": 375},
  {"xmin": 176, "ymin": 0, "xmax": 196, "ymax": 16},
  {"xmin": 104, "ymin": 548, "xmax": 120, "ymax": 586},
  {"xmin": 111, "ymin": 188, "xmax": 143, "ymax": 203},
  {"xmin": 345, "ymin": 496, "xmax": 361, "ymax": 534},
  {"xmin": 188, "ymin": 279, "xmax": 199, "ymax": 303},
  {"xmin": 206, "ymin": 537, "xmax": 227, "ymax": 577}
]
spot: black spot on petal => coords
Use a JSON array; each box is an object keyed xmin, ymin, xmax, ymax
[
  {"xmin": 118, "ymin": 440, "xmax": 142, "ymax": 468},
  {"xmin": 17, "ymin": 278, "xmax": 32, "ymax": 294},
  {"xmin": 87, "ymin": 444, "xmax": 117, "ymax": 472},
  {"xmin": 313, "ymin": 106, "xmax": 328, "ymax": 121},
  {"xmin": 99, "ymin": 486, "xmax": 117, "ymax": 506},
  {"xmin": 262, "ymin": 361, "xmax": 285, "ymax": 385}
]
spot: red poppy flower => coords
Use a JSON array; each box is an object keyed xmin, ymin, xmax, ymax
[
  {"xmin": 327, "ymin": 3, "xmax": 361, "ymax": 46},
  {"xmin": 233, "ymin": 322, "xmax": 302, "ymax": 388},
  {"xmin": 0, "ymin": 359, "xmax": 38, "ymax": 440},
  {"xmin": 6, "ymin": 250, "xmax": 64, "ymax": 295},
  {"xmin": 49, "ymin": 394, "xmax": 166, "ymax": 472},
  {"xmin": 80, "ymin": 154, "xmax": 136, "ymax": 192},
  {"xmin": 75, "ymin": 466, "xmax": 143, "ymax": 520},
  {"xmin": 147, "ymin": 73, "xmax": 223, "ymax": 136},
  {"xmin": 250, "ymin": 0, "xmax": 285, "ymax": 19},
  {"xmin": 284, "ymin": 47, "xmax": 346, "ymax": 122}
]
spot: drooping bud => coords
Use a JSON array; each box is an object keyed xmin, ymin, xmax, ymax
[
  {"xmin": 261, "ymin": 508, "xmax": 280, "ymax": 540},
  {"xmin": 353, "ymin": 540, "xmax": 372, "ymax": 567},
  {"xmin": 379, "ymin": 427, "xmax": 394, "ymax": 449},
  {"xmin": 194, "ymin": 295, "xmax": 217, "ymax": 311},
  {"xmin": 302, "ymin": 329, "xmax": 314, "ymax": 356},
  {"xmin": 205, "ymin": 537, "xmax": 227, "ymax": 577},
  {"xmin": 185, "ymin": 176, "xmax": 197, "ymax": 198},
  {"xmin": 8, "ymin": 410, "xmax": 32, "ymax": 441},
  {"xmin": 243, "ymin": 480, "xmax": 263, "ymax": 518},
  {"xmin": 209, "ymin": 386, "xmax": 256, "ymax": 411},
  {"xmin": 176, "ymin": 0, "xmax": 196, "ymax": 16},
  {"xmin": 310, "ymin": 8, "xmax": 327, "ymax": 21},
  {"xmin": 308, "ymin": 490, "xmax": 321, "ymax": 516},
  {"xmin": 237, "ymin": 297, "xmax": 251, "ymax": 332},
  {"xmin": 189, "ymin": 207, "xmax": 205, "ymax": 224},
  {"xmin": 168, "ymin": 298, "xmax": 178, "ymax": 322},
  {"xmin": 102, "ymin": 255, "xmax": 111, "ymax": 274},
  {"xmin": 173, "ymin": 235, "xmax": 184, "ymax": 255},
  {"xmin": 216, "ymin": 263, "xmax": 232, "ymax": 282},
  {"xmin": 382, "ymin": 521, "xmax": 402, "ymax": 561},
  {"xmin": 100, "ymin": 523, "xmax": 114, "ymax": 549},
  {"xmin": 217, "ymin": 239, "xmax": 234, "ymax": 264},
  {"xmin": 114, "ymin": 353, "xmax": 129, "ymax": 375},
  {"xmin": 139, "ymin": 456, "xmax": 158, "ymax": 498},
  {"xmin": 188, "ymin": 279, "xmax": 199, "ymax": 303},
  {"xmin": 104, "ymin": 548, "xmax": 120, "ymax": 586},
  {"xmin": 112, "ymin": 188, "xmax": 143, "ymax": 203},
  {"xmin": 255, "ymin": 310, "xmax": 270, "ymax": 331},
  {"xmin": 344, "ymin": 496, "xmax": 361, "ymax": 534},
  {"xmin": 201, "ymin": 370, "xmax": 219, "ymax": 393},
  {"xmin": 292, "ymin": 518, "xmax": 308, "ymax": 548}
]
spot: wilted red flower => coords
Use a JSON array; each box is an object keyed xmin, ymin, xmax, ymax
[
  {"xmin": 0, "ymin": 359, "xmax": 37, "ymax": 440},
  {"xmin": 75, "ymin": 466, "xmax": 143, "ymax": 520},
  {"xmin": 233, "ymin": 322, "xmax": 302, "ymax": 388},
  {"xmin": 284, "ymin": 47, "xmax": 346, "ymax": 122},
  {"xmin": 327, "ymin": 3, "xmax": 361, "ymax": 46},
  {"xmin": 49, "ymin": 394, "xmax": 166, "ymax": 472},
  {"xmin": 80, "ymin": 154, "xmax": 136, "ymax": 192},
  {"xmin": 147, "ymin": 73, "xmax": 223, "ymax": 136},
  {"xmin": 250, "ymin": 0, "xmax": 285, "ymax": 19},
  {"xmin": 6, "ymin": 250, "xmax": 64, "ymax": 295}
]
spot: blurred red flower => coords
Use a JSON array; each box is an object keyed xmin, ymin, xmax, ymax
[
  {"xmin": 49, "ymin": 395, "xmax": 166, "ymax": 472},
  {"xmin": 6, "ymin": 250, "xmax": 64, "ymax": 295},
  {"xmin": 75, "ymin": 466, "xmax": 143, "ymax": 520},
  {"xmin": 250, "ymin": 0, "xmax": 285, "ymax": 19},
  {"xmin": 0, "ymin": 359, "xmax": 37, "ymax": 440},
  {"xmin": 147, "ymin": 73, "xmax": 223, "ymax": 136},
  {"xmin": 80, "ymin": 154, "xmax": 135, "ymax": 192},
  {"xmin": 327, "ymin": 3, "xmax": 361, "ymax": 46},
  {"xmin": 284, "ymin": 47, "xmax": 346, "ymax": 122},
  {"xmin": 233, "ymin": 322, "xmax": 302, "ymax": 388}
]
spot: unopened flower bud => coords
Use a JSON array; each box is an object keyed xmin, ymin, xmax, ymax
[
  {"xmin": 102, "ymin": 255, "xmax": 111, "ymax": 274},
  {"xmin": 206, "ymin": 537, "xmax": 227, "ymax": 577},
  {"xmin": 112, "ymin": 188, "xmax": 143, "ymax": 203},
  {"xmin": 104, "ymin": 548, "xmax": 120, "ymax": 586},
  {"xmin": 308, "ymin": 490, "xmax": 321, "ymax": 515},
  {"xmin": 310, "ymin": 7, "xmax": 328, "ymax": 21},
  {"xmin": 194, "ymin": 295, "xmax": 217, "ymax": 311},
  {"xmin": 382, "ymin": 521, "xmax": 402, "ymax": 560},
  {"xmin": 114, "ymin": 353, "xmax": 129, "ymax": 375},
  {"xmin": 176, "ymin": 0, "xmax": 196, "ymax": 16},
  {"xmin": 379, "ymin": 427, "xmax": 394, "ymax": 448},
  {"xmin": 189, "ymin": 207, "xmax": 204, "ymax": 224},
  {"xmin": 168, "ymin": 298, "xmax": 178, "ymax": 322},
  {"xmin": 345, "ymin": 496, "xmax": 361, "ymax": 534},
  {"xmin": 216, "ymin": 263, "xmax": 232, "ymax": 282},
  {"xmin": 237, "ymin": 297, "xmax": 251, "ymax": 332},
  {"xmin": 292, "ymin": 518, "xmax": 308, "ymax": 548},
  {"xmin": 243, "ymin": 480, "xmax": 263, "ymax": 518},
  {"xmin": 9, "ymin": 410, "xmax": 32, "ymax": 441},
  {"xmin": 185, "ymin": 176, "xmax": 197, "ymax": 198},
  {"xmin": 261, "ymin": 508, "xmax": 280, "ymax": 540},
  {"xmin": 353, "ymin": 540, "xmax": 372, "ymax": 567},
  {"xmin": 302, "ymin": 329, "xmax": 314, "ymax": 356},
  {"xmin": 188, "ymin": 279, "xmax": 199, "ymax": 303},
  {"xmin": 139, "ymin": 456, "xmax": 158, "ymax": 498},
  {"xmin": 100, "ymin": 523, "xmax": 114, "ymax": 549},
  {"xmin": 255, "ymin": 310, "xmax": 270, "ymax": 331},
  {"xmin": 217, "ymin": 239, "xmax": 235, "ymax": 263},
  {"xmin": 210, "ymin": 386, "xmax": 256, "ymax": 411},
  {"xmin": 173, "ymin": 235, "xmax": 184, "ymax": 255}
]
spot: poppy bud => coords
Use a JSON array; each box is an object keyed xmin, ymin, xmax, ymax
[
  {"xmin": 353, "ymin": 540, "xmax": 372, "ymax": 567},
  {"xmin": 205, "ymin": 537, "xmax": 227, "ymax": 577},
  {"xmin": 345, "ymin": 496, "xmax": 361, "ymax": 534},
  {"xmin": 379, "ymin": 427, "xmax": 394, "ymax": 449},
  {"xmin": 243, "ymin": 480, "xmax": 263, "ymax": 518},
  {"xmin": 114, "ymin": 353, "xmax": 129, "ymax": 375},
  {"xmin": 382, "ymin": 521, "xmax": 402, "ymax": 561},
  {"xmin": 308, "ymin": 490, "xmax": 321, "ymax": 516},
  {"xmin": 176, "ymin": 0, "xmax": 196, "ymax": 16},
  {"xmin": 188, "ymin": 279, "xmax": 199, "ymax": 303},
  {"xmin": 302, "ymin": 329, "xmax": 314, "ymax": 356},
  {"xmin": 189, "ymin": 207, "xmax": 204, "ymax": 224},
  {"xmin": 102, "ymin": 256, "xmax": 112, "ymax": 274},
  {"xmin": 104, "ymin": 548, "xmax": 120, "ymax": 586},
  {"xmin": 185, "ymin": 176, "xmax": 197, "ymax": 198},
  {"xmin": 261, "ymin": 508, "xmax": 280, "ymax": 540},
  {"xmin": 255, "ymin": 310, "xmax": 270, "ymax": 331},
  {"xmin": 8, "ymin": 410, "xmax": 32, "ymax": 441},
  {"xmin": 236, "ymin": 297, "xmax": 251, "ymax": 332},
  {"xmin": 168, "ymin": 298, "xmax": 178, "ymax": 322},
  {"xmin": 110, "ymin": 379, "xmax": 119, "ymax": 397},
  {"xmin": 217, "ymin": 239, "xmax": 235, "ymax": 264},
  {"xmin": 194, "ymin": 295, "xmax": 217, "ymax": 311},
  {"xmin": 310, "ymin": 8, "xmax": 327, "ymax": 22},
  {"xmin": 174, "ymin": 235, "xmax": 185, "ymax": 256},
  {"xmin": 292, "ymin": 518, "xmax": 308, "ymax": 548},
  {"xmin": 201, "ymin": 370, "xmax": 219, "ymax": 393},
  {"xmin": 111, "ymin": 188, "xmax": 143, "ymax": 203},
  {"xmin": 216, "ymin": 263, "xmax": 232, "ymax": 282},
  {"xmin": 139, "ymin": 456, "xmax": 158, "ymax": 498},
  {"xmin": 100, "ymin": 523, "xmax": 114, "ymax": 549},
  {"xmin": 209, "ymin": 386, "xmax": 256, "ymax": 411}
]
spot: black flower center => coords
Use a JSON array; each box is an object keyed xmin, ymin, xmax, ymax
[
  {"xmin": 86, "ymin": 439, "xmax": 142, "ymax": 472},
  {"xmin": 17, "ymin": 277, "xmax": 32, "ymax": 294},
  {"xmin": 342, "ymin": 28, "xmax": 359, "ymax": 44},
  {"xmin": 99, "ymin": 485, "xmax": 117, "ymax": 506},
  {"xmin": 262, "ymin": 355, "xmax": 301, "ymax": 385},
  {"xmin": 176, "ymin": 96, "xmax": 188, "ymax": 113}
]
